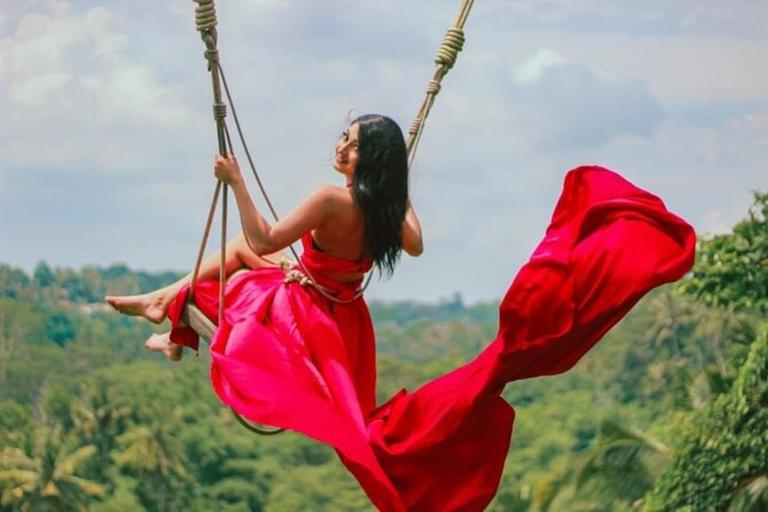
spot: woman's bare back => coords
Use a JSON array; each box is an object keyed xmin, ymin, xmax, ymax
[{"xmin": 309, "ymin": 186, "xmax": 368, "ymax": 283}]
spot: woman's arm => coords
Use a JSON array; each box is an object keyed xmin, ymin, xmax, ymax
[
  {"xmin": 214, "ymin": 154, "xmax": 336, "ymax": 255},
  {"xmin": 402, "ymin": 200, "xmax": 423, "ymax": 256}
]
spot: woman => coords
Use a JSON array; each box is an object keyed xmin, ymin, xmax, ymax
[
  {"xmin": 107, "ymin": 114, "xmax": 421, "ymax": 361},
  {"xmin": 108, "ymin": 114, "xmax": 697, "ymax": 511}
]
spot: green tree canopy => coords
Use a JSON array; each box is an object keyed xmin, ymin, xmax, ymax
[
  {"xmin": 645, "ymin": 326, "xmax": 768, "ymax": 510},
  {"xmin": 680, "ymin": 190, "xmax": 768, "ymax": 314}
]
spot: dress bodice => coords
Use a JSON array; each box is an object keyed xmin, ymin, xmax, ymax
[{"xmin": 297, "ymin": 233, "xmax": 373, "ymax": 300}]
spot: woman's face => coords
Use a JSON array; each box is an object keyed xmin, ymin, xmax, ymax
[{"xmin": 333, "ymin": 122, "xmax": 360, "ymax": 179}]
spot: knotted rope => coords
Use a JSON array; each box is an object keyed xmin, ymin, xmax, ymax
[
  {"xmin": 407, "ymin": 0, "xmax": 475, "ymax": 168},
  {"xmin": 283, "ymin": 269, "xmax": 312, "ymax": 287},
  {"xmin": 188, "ymin": 0, "xmax": 476, "ymax": 309},
  {"xmin": 189, "ymin": 0, "xmax": 230, "ymax": 326},
  {"xmin": 186, "ymin": 0, "xmax": 476, "ymax": 438}
]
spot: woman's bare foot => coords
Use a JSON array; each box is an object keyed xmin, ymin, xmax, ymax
[
  {"xmin": 144, "ymin": 332, "xmax": 183, "ymax": 362},
  {"xmin": 105, "ymin": 290, "xmax": 172, "ymax": 324}
]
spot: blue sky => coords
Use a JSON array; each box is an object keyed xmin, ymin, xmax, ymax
[{"xmin": 1, "ymin": 0, "xmax": 767, "ymax": 302}]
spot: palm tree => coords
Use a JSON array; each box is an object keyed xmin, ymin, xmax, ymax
[
  {"xmin": 113, "ymin": 405, "xmax": 188, "ymax": 512},
  {"xmin": 0, "ymin": 299, "xmax": 41, "ymax": 400},
  {"xmin": 642, "ymin": 290, "xmax": 753, "ymax": 411},
  {"xmin": 533, "ymin": 420, "xmax": 671, "ymax": 511},
  {"xmin": 71, "ymin": 379, "xmax": 130, "ymax": 478},
  {"xmin": 729, "ymin": 474, "xmax": 768, "ymax": 512},
  {"xmin": 677, "ymin": 301, "xmax": 757, "ymax": 411},
  {"xmin": 0, "ymin": 426, "xmax": 105, "ymax": 511},
  {"xmin": 644, "ymin": 289, "xmax": 696, "ymax": 360},
  {"xmin": 573, "ymin": 420, "xmax": 670, "ymax": 500},
  {"xmin": 691, "ymin": 301, "xmax": 757, "ymax": 372}
]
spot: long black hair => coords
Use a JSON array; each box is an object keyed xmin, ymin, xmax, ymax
[{"xmin": 350, "ymin": 114, "xmax": 409, "ymax": 277}]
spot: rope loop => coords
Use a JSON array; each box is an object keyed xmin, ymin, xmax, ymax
[
  {"xmin": 282, "ymin": 265, "xmax": 365, "ymax": 303},
  {"xmin": 194, "ymin": 0, "xmax": 218, "ymax": 70},
  {"xmin": 194, "ymin": 0, "xmax": 218, "ymax": 33},
  {"xmin": 284, "ymin": 269, "xmax": 312, "ymax": 287},
  {"xmin": 426, "ymin": 79, "xmax": 441, "ymax": 96},
  {"xmin": 205, "ymin": 48, "xmax": 220, "ymax": 63},
  {"xmin": 213, "ymin": 102, "xmax": 227, "ymax": 120},
  {"xmin": 204, "ymin": 48, "xmax": 219, "ymax": 71},
  {"xmin": 409, "ymin": 117, "xmax": 423, "ymax": 136},
  {"xmin": 434, "ymin": 27, "xmax": 465, "ymax": 69},
  {"xmin": 188, "ymin": 0, "xmax": 475, "ymax": 308}
]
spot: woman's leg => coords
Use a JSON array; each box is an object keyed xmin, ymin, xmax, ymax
[{"xmin": 106, "ymin": 232, "xmax": 284, "ymax": 323}]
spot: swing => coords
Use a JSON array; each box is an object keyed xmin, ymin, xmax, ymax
[
  {"xmin": 182, "ymin": 0, "xmax": 475, "ymax": 435},
  {"xmin": 140, "ymin": 6, "xmax": 696, "ymax": 507}
]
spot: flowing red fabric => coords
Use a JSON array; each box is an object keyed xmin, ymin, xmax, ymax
[{"xmin": 166, "ymin": 166, "xmax": 696, "ymax": 511}]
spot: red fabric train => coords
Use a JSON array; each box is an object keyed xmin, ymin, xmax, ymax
[{"xmin": 167, "ymin": 166, "xmax": 696, "ymax": 511}]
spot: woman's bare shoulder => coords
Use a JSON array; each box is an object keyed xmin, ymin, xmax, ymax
[
  {"xmin": 310, "ymin": 184, "xmax": 355, "ymax": 209},
  {"xmin": 315, "ymin": 183, "xmax": 351, "ymax": 196}
]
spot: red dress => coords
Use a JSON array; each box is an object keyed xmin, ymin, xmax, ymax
[{"xmin": 167, "ymin": 166, "xmax": 696, "ymax": 511}]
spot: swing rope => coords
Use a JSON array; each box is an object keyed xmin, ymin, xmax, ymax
[
  {"xmin": 190, "ymin": 0, "xmax": 229, "ymax": 325},
  {"xmin": 407, "ymin": 0, "xmax": 475, "ymax": 168},
  {"xmin": 189, "ymin": 0, "xmax": 475, "ymax": 313},
  {"xmin": 186, "ymin": 0, "xmax": 476, "ymax": 434}
]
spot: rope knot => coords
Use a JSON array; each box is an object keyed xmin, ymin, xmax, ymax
[
  {"xmin": 213, "ymin": 102, "xmax": 227, "ymax": 120},
  {"xmin": 435, "ymin": 27, "xmax": 465, "ymax": 70},
  {"xmin": 409, "ymin": 117, "xmax": 423, "ymax": 136},
  {"xmin": 426, "ymin": 80, "xmax": 441, "ymax": 95},
  {"xmin": 284, "ymin": 269, "xmax": 311, "ymax": 287},
  {"xmin": 205, "ymin": 48, "xmax": 219, "ymax": 63},
  {"xmin": 194, "ymin": 0, "xmax": 218, "ymax": 33}
]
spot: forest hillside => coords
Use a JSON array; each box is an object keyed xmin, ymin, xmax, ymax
[{"xmin": 1, "ymin": 192, "xmax": 766, "ymax": 511}]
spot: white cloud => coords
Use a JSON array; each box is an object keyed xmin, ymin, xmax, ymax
[
  {"xmin": 42, "ymin": 0, "xmax": 71, "ymax": 17},
  {"xmin": 580, "ymin": 104, "xmax": 768, "ymax": 253},
  {"xmin": 1, "ymin": 0, "xmax": 767, "ymax": 303},
  {"xmin": 505, "ymin": 48, "xmax": 666, "ymax": 151},
  {"xmin": 480, "ymin": 0, "xmax": 767, "ymax": 37},
  {"xmin": 8, "ymin": 72, "xmax": 72, "ymax": 106},
  {"xmin": 81, "ymin": 63, "xmax": 189, "ymax": 126},
  {"xmin": 512, "ymin": 48, "xmax": 566, "ymax": 85},
  {"xmin": 0, "ymin": 2, "xmax": 195, "ymax": 170}
]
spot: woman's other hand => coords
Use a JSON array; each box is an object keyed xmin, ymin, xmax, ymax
[{"xmin": 214, "ymin": 153, "xmax": 243, "ymax": 186}]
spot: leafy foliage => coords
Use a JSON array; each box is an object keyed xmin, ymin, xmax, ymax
[
  {"xmin": 645, "ymin": 327, "xmax": 768, "ymax": 510},
  {"xmin": 1, "ymin": 183, "xmax": 766, "ymax": 512},
  {"xmin": 680, "ymin": 190, "xmax": 768, "ymax": 313},
  {"xmin": 0, "ymin": 427, "xmax": 106, "ymax": 511}
]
